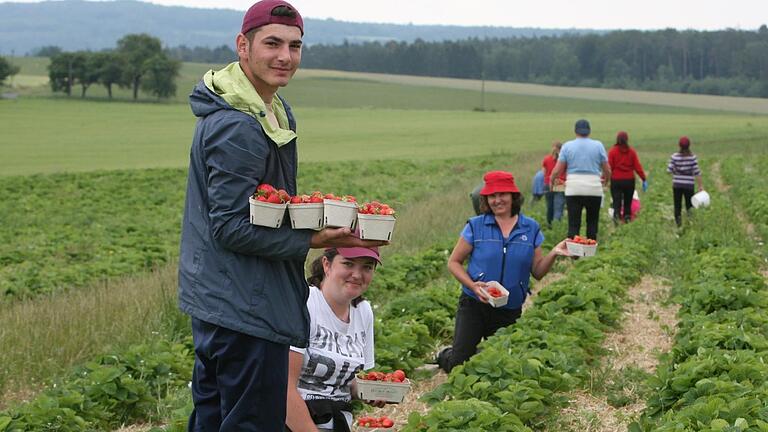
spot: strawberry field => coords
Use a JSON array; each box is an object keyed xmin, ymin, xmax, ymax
[{"xmin": 1, "ymin": 69, "xmax": 768, "ymax": 431}]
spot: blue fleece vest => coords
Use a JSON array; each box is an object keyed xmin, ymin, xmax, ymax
[{"xmin": 461, "ymin": 213, "xmax": 542, "ymax": 309}]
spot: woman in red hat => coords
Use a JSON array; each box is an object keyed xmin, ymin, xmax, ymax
[
  {"xmin": 437, "ymin": 170, "xmax": 569, "ymax": 373},
  {"xmin": 608, "ymin": 131, "xmax": 647, "ymax": 224},
  {"xmin": 667, "ymin": 136, "xmax": 703, "ymax": 226},
  {"xmin": 286, "ymin": 243, "xmax": 385, "ymax": 432}
]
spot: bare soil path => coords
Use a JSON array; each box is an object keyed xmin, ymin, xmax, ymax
[{"xmin": 549, "ymin": 276, "xmax": 678, "ymax": 432}]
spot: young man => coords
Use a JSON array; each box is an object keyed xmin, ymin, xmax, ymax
[{"xmin": 178, "ymin": 1, "xmax": 386, "ymax": 430}]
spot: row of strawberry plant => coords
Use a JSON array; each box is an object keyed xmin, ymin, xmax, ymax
[
  {"xmin": 404, "ymin": 180, "xmax": 671, "ymax": 431},
  {"xmin": 0, "ymin": 337, "xmax": 193, "ymax": 431},
  {"xmin": 0, "ymin": 157, "xmax": 495, "ymax": 300},
  {"xmin": 631, "ymin": 160, "xmax": 768, "ymax": 431},
  {"xmin": 719, "ymin": 155, "xmax": 768, "ymax": 255}
]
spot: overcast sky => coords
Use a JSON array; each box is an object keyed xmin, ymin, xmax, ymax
[{"xmin": 4, "ymin": 0, "xmax": 767, "ymax": 30}]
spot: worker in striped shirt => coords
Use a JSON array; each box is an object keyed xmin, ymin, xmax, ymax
[{"xmin": 667, "ymin": 136, "xmax": 704, "ymax": 227}]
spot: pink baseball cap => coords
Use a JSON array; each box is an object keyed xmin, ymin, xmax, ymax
[
  {"xmin": 328, "ymin": 227, "xmax": 381, "ymax": 264},
  {"xmin": 241, "ymin": 0, "xmax": 304, "ymax": 35},
  {"xmin": 337, "ymin": 245, "xmax": 381, "ymax": 264}
]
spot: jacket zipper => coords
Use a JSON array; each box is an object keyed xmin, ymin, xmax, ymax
[{"xmin": 500, "ymin": 246, "xmax": 507, "ymax": 283}]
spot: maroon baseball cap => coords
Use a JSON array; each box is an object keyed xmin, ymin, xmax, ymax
[
  {"xmin": 679, "ymin": 136, "xmax": 691, "ymax": 148},
  {"xmin": 241, "ymin": 0, "xmax": 304, "ymax": 36},
  {"xmin": 337, "ymin": 245, "xmax": 381, "ymax": 264}
]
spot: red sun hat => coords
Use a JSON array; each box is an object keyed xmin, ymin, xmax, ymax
[
  {"xmin": 241, "ymin": 0, "xmax": 304, "ymax": 35},
  {"xmin": 679, "ymin": 136, "xmax": 691, "ymax": 148},
  {"xmin": 480, "ymin": 171, "xmax": 520, "ymax": 196}
]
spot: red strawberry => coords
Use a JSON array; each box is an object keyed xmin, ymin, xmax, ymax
[
  {"xmin": 256, "ymin": 183, "xmax": 276, "ymax": 197},
  {"xmin": 266, "ymin": 194, "xmax": 282, "ymax": 204}
]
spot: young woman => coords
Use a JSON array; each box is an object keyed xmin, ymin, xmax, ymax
[
  {"xmin": 437, "ymin": 170, "xmax": 569, "ymax": 373},
  {"xmin": 542, "ymin": 141, "xmax": 566, "ymax": 227},
  {"xmin": 286, "ymin": 245, "xmax": 385, "ymax": 432},
  {"xmin": 667, "ymin": 136, "xmax": 704, "ymax": 226},
  {"xmin": 608, "ymin": 131, "xmax": 647, "ymax": 224}
]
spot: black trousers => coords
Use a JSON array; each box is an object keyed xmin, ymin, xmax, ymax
[
  {"xmin": 438, "ymin": 293, "xmax": 522, "ymax": 373},
  {"xmin": 673, "ymin": 186, "xmax": 694, "ymax": 226},
  {"xmin": 565, "ymin": 195, "xmax": 602, "ymax": 240},
  {"xmin": 610, "ymin": 179, "xmax": 635, "ymax": 222},
  {"xmin": 188, "ymin": 318, "xmax": 289, "ymax": 432}
]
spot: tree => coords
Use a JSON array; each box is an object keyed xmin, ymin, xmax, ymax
[
  {"xmin": 0, "ymin": 56, "xmax": 20, "ymax": 86},
  {"xmin": 71, "ymin": 51, "xmax": 98, "ymax": 98},
  {"xmin": 32, "ymin": 46, "xmax": 63, "ymax": 57},
  {"xmin": 141, "ymin": 54, "xmax": 181, "ymax": 99},
  {"xmin": 116, "ymin": 33, "xmax": 163, "ymax": 100},
  {"xmin": 89, "ymin": 51, "xmax": 127, "ymax": 99},
  {"xmin": 48, "ymin": 52, "xmax": 85, "ymax": 96}
]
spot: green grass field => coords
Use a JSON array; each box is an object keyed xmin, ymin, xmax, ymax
[
  {"xmin": 2, "ymin": 94, "xmax": 767, "ymax": 175},
  {"xmin": 4, "ymin": 56, "xmax": 767, "ymax": 176}
]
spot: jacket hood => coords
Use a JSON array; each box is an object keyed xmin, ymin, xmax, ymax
[
  {"xmin": 613, "ymin": 143, "xmax": 630, "ymax": 153},
  {"xmin": 189, "ymin": 62, "xmax": 297, "ymax": 146}
]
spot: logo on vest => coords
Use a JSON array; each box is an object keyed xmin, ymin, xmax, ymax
[{"xmin": 521, "ymin": 235, "xmax": 528, "ymax": 241}]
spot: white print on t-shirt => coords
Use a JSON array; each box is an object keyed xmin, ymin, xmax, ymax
[{"xmin": 291, "ymin": 286, "xmax": 375, "ymax": 402}]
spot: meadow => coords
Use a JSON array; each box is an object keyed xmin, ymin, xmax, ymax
[
  {"xmin": 2, "ymin": 57, "xmax": 768, "ymax": 176},
  {"xmin": 1, "ymin": 58, "xmax": 768, "ymax": 431}
]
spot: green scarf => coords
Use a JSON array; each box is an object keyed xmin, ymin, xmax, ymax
[{"xmin": 203, "ymin": 62, "xmax": 297, "ymax": 147}]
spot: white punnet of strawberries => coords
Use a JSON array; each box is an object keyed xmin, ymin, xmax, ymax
[
  {"xmin": 358, "ymin": 201, "xmax": 395, "ymax": 215},
  {"xmin": 252, "ymin": 183, "xmax": 290, "ymax": 204}
]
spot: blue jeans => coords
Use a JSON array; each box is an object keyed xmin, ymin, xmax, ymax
[
  {"xmin": 545, "ymin": 189, "xmax": 565, "ymax": 224},
  {"xmin": 188, "ymin": 318, "xmax": 289, "ymax": 432}
]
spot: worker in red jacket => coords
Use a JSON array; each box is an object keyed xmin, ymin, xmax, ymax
[{"xmin": 608, "ymin": 131, "xmax": 647, "ymax": 224}]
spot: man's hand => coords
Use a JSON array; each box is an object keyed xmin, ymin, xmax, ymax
[{"xmin": 310, "ymin": 227, "xmax": 388, "ymax": 249}]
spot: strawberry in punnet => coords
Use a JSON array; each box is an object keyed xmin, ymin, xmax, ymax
[
  {"xmin": 277, "ymin": 189, "xmax": 290, "ymax": 203},
  {"xmin": 252, "ymin": 183, "xmax": 289, "ymax": 204},
  {"xmin": 570, "ymin": 235, "xmax": 597, "ymax": 245},
  {"xmin": 254, "ymin": 183, "xmax": 276, "ymax": 198},
  {"xmin": 358, "ymin": 201, "xmax": 396, "ymax": 216},
  {"xmin": 289, "ymin": 195, "xmax": 303, "ymax": 204},
  {"xmin": 487, "ymin": 287, "xmax": 503, "ymax": 298},
  {"xmin": 359, "ymin": 369, "xmax": 406, "ymax": 383},
  {"xmin": 357, "ymin": 415, "xmax": 395, "ymax": 428}
]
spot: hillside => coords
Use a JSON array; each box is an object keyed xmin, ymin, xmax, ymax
[{"xmin": 0, "ymin": 0, "xmax": 597, "ymax": 55}]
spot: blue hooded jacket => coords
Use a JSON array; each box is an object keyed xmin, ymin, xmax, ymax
[{"xmin": 178, "ymin": 72, "xmax": 314, "ymax": 347}]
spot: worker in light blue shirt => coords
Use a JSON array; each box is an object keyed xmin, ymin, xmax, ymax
[{"xmin": 550, "ymin": 119, "xmax": 611, "ymax": 240}]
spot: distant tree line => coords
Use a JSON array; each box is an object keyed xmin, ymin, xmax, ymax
[
  {"xmin": 48, "ymin": 34, "xmax": 180, "ymax": 100},
  {"xmin": 0, "ymin": 56, "xmax": 20, "ymax": 86},
  {"xmin": 165, "ymin": 45, "xmax": 236, "ymax": 64},
  {"xmin": 301, "ymin": 26, "xmax": 768, "ymax": 98}
]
